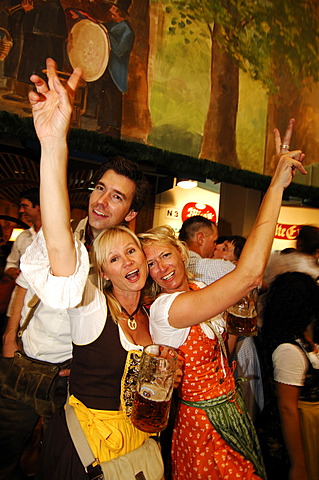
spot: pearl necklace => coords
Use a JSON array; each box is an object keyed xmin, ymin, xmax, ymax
[{"xmin": 121, "ymin": 304, "xmax": 140, "ymax": 331}]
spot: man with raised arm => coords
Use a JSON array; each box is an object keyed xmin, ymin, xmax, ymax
[{"xmin": 0, "ymin": 59, "xmax": 149, "ymax": 480}]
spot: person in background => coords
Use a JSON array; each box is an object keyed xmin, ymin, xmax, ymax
[
  {"xmin": 179, "ymin": 215, "xmax": 218, "ymax": 258},
  {"xmin": 212, "ymin": 235, "xmax": 246, "ymax": 265},
  {"xmin": 223, "ymin": 234, "xmax": 265, "ymax": 423},
  {"xmin": 259, "ymin": 272, "xmax": 319, "ymax": 480},
  {"xmin": 223, "ymin": 235, "xmax": 246, "ymax": 264},
  {"xmin": 1, "ymin": 188, "xmax": 42, "ymax": 343},
  {"xmin": 178, "ymin": 216, "xmax": 235, "ymax": 284},
  {"xmin": 94, "ymin": 0, "xmax": 135, "ymax": 137},
  {"xmin": 212, "ymin": 235, "xmax": 228, "ymax": 260},
  {"xmin": 263, "ymin": 225, "xmax": 319, "ymax": 287},
  {"xmin": 4, "ymin": 188, "xmax": 41, "ymax": 281}
]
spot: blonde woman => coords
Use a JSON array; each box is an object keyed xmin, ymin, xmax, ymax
[
  {"xmin": 138, "ymin": 131, "xmax": 306, "ymax": 480},
  {"xmin": 21, "ymin": 60, "xmax": 157, "ymax": 479}
]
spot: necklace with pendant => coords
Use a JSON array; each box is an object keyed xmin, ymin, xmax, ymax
[{"xmin": 121, "ymin": 304, "xmax": 140, "ymax": 330}]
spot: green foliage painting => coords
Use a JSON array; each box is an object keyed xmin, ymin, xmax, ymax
[{"xmin": 0, "ymin": 0, "xmax": 319, "ymax": 182}]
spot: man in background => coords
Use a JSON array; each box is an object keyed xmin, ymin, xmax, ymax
[
  {"xmin": 178, "ymin": 215, "xmax": 235, "ymax": 284},
  {"xmin": 94, "ymin": 0, "xmax": 134, "ymax": 136},
  {"xmin": 5, "ymin": 188, "xmax": 41, "ymax": 281}
]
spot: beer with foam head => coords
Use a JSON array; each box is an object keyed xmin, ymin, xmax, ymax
[
  {"xmin": 225, "ymin": 288, "xmax": 258, "ymax": 337},
  {"xmin": 131, "ymin": 345, "xmax": 177, "ymax": 433}
]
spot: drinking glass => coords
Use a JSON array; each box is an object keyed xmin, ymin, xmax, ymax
[
  {"xmin": 131, "ymin": 344, "xmax": 178, "ymax": 433},
  {"xmin": 225, "ymin": 288, "xmax": 258, "ymax": 336}
]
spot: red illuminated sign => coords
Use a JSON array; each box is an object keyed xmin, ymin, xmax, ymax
[
  {"xmin": 274, "ymin": 223, "xmax": 301, "ymax": 240},
  {"xmin": 182, "ymin": 203, "xmax": 216, "ymax": 223}
]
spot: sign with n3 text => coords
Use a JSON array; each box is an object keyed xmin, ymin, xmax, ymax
[
  {"xmin": 182, "ymin": 203, "xmax": 216, "ymax": 223},
  {"xmin": 165, "ymin": 208, "xmax": 180, "ymax": 219},
  {"xmin": 275, "ymin": 223, "xmax": 301, "ymax": 240}
]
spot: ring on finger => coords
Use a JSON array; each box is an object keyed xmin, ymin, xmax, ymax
[{"xmin": 281, "ymin": 144, "xmax": 290, "ymax": 150}]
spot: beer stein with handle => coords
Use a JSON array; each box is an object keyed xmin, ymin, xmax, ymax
[
  {"xmin": 131, "ymin": 344, "xmax": 178, "ymax": 433},
  {"xmin": 225, "ymin": 287, "xmax": 259, "ymax": 336}
]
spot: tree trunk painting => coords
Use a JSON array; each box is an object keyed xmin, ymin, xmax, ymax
[
  {"xmin": 200, "ymin": 23, "xmax": 240, "ymax": 168},
  {"xmin": 122, "ymin": 0, "xmax": 152, "ymax": 142},
  {"xmin": 265, "ymin": 56, "xmax": 319, "ymax": 175}
]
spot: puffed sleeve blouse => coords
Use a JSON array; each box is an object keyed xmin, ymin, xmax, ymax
[{"xmin": 20, "ymin": 228, "xmax": 142, "ymax": 351}]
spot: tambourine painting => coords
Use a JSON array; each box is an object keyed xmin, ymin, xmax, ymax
[{"xmin": 67, "ymin": 19, "xmax": 110, "ymax": 82}]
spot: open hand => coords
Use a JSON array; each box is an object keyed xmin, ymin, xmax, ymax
[{"xmin": 29, "ymin": 58, "xmax": 82, "ymax": 142}]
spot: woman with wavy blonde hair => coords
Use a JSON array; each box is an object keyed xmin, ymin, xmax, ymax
[{"xmin": 139, "ymin": 134, "xmax": 306, "ymax": 480}]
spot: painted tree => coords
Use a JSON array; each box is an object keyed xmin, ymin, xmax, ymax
[
  {"xmin": 163, "ymin": 0, "xmax": 241, "ymax": 167},
  {"xmin": 122, "ymin": 0, "xmax": 152, "ymax": 142},
  {"xmin": 163, "ymin": 0, "xmax": 319, "ymax": 172},
  {"xmin": 263, "ymin": 0, "xmax": 319, "ymax": 173}
]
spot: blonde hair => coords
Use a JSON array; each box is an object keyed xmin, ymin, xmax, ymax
[
  {"xmin": 93, "ymin": 225, "xmax": 144, "ymax": 322},
  {"xmin": 138, "ymin": 225, "xmax": 192, "ymax": 300}
]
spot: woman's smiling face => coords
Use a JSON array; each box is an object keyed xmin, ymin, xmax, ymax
[
  {"xmin": 102, "ymin": 231, "xmax": 148, "ymax": 293},
  {"xmin": 143, "ymin": 241, "xmax": 189, "ymax": 294}
]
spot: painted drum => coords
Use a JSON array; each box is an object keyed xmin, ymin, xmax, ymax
[{"xmin": 67, "ymin": 19, "xmax": 110, "ymax": 82}]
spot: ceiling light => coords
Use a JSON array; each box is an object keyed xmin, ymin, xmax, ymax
[{"xmin": 176, "ymin": 179, "xmax": 198, "ymax": 189}]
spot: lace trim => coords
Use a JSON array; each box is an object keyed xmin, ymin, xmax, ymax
[{"xmin": 121, "ymin": 350, "xmax": 143, "ymax": 420}]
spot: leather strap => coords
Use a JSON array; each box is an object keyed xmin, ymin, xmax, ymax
[
  {"xmin": 17, "ymin": 294, "xmax": 41, "ymax": 344},
  {"xmin": 64, "ymin": 401, "xmax": 100, "ymax": 476}
]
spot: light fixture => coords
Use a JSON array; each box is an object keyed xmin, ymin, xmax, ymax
[
  {"xmin": 176, "ymin": 179, "xmax": 198, "ymax": 189},
  {"xmin": 9, "ymin": 228, "xmax": 24, "ymax": 242}
]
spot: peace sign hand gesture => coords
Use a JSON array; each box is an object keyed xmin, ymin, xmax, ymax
[{"xmin": 271, "ymin": 118, "xmax": 307, "ymax": 190}]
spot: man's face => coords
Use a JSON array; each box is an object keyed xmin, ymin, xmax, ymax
[
  {"xmin": 88, "ymin": 169, "xmax": 137, "ymax": 237},
  {"xmin": 108, "ymin": 5, "xmax": 123, "ymax": 22},
  {"xmin": 200, "ymin": 224, "xmax": 218, "ymax": 258},
  {"xmin": 222, "ymin": 241, "xmax": 237, "ymax": 262},
  {"xmin": 213, "ymin": 243, "xmax": 227, "ymax": 260},
  {"xmin": 19, "ymin": 198, "xmax": 40, "ymax": 224},
  {"xmin": 213, "ymin": 241, "xmax": 237, "ymax": 262}
]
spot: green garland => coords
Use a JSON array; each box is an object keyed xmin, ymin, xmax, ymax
[{"xmin": 1, "ymin": 110, "xmax": 318, "ymax": 202}]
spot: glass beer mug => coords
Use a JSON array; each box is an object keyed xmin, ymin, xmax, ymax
[
  {"xmin": 225, "ymin": 288, "xmax": 259, "ymax": 336},
  {"xmin": 131, "ymin": 344, "xmax": 178, "ymax": 433}
]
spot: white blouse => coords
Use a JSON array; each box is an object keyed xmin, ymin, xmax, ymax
[
  {"xmin": 20, "ymin": 229, "xmax": 143, "ymax": 352},
  {"xmin": 149, "ymin": 288, "xmax": 226, "ymax": 349},
  {"xmin": 272, "ymin": 343, "xmax": 308, "ymax": 386}
]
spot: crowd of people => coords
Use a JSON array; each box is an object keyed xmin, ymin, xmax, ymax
[{"xmin": 0, "ymin": 57, "xmax": 318, "ymax": 480}]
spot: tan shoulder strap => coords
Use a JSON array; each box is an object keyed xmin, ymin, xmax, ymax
[{"xmin": 18, "ymin": 294, "xmax": 41, "ymax": 337}]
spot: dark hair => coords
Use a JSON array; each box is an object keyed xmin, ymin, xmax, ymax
[
  {"xmin": 280, "ymin": 247, "xmax": 296, "ymax": 255},
  {"xmin": 178, "ymin": 215, "xmax": 216, "ymax": 242},
  {"xmin": 216, "ymin": 235, "xmax": 229, "ymax": 245},
  {"xmin": 262, "ymin": 272, "xmax": 319, "ymax": 354},
  {"xmin": 95, "ymin": 156, "xmax": 150, "ymax": 213},
  {"xmin": 20, "ymin": 187, "xmax": 40, "ymax": 207},
  {"xmin": 226, "ymin": 235, "xmax": 246, "ymax": 260},
  {"xmin": 296, "ymin": 225, "xmax": 319, "ymax": 255}
]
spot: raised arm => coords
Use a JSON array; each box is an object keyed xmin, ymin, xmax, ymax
[
  {"xmin": 29, "ymin": 58, "xmax": 82, "ymax": 276},
  {"xmin": 168, "ymin": 119, "xmax": 307, "ymax": 328}
]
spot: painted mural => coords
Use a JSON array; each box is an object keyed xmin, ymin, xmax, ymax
[{"xmin": 0, "ymin": 0, "xmax": 319, "ymax": 180}]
